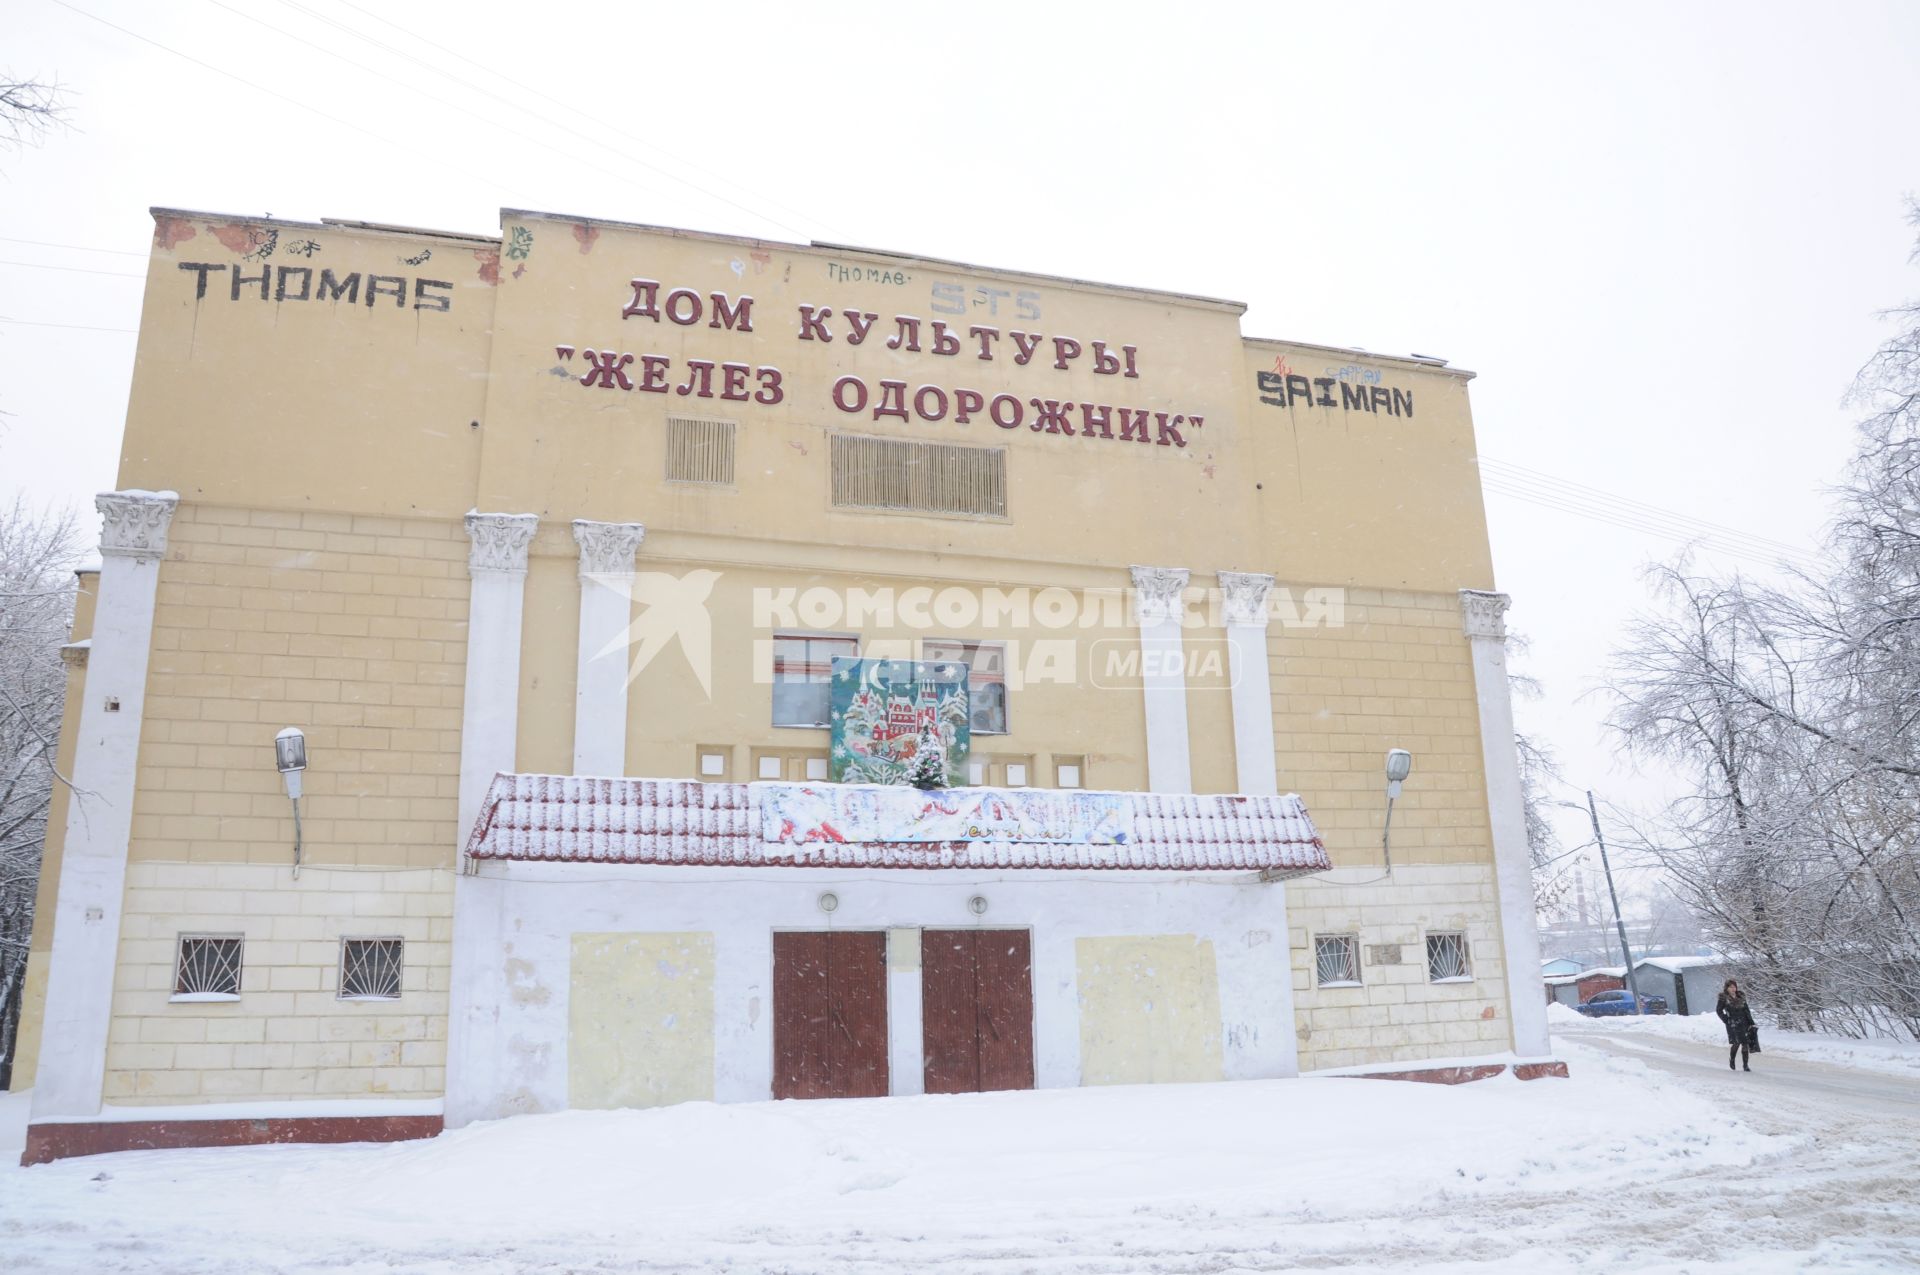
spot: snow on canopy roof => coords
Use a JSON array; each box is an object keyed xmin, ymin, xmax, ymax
[
  {"xmin": 1635, "ymin": 955, "xmax": 1729, "ymax": 973},
  {"xmin": 463, "ymin": 774, "xmax": 1331, "ymax": 875}
]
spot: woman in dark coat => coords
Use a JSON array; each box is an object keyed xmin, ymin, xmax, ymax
[{"xmin": 1716, "ymin": 978, "xmax": 1756, "ymax": 1071}]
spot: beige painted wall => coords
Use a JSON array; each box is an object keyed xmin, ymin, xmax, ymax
[
  {"xmin": 131, "ymin": 504, "xmax": 468, "ymax": 869},
  {"xmin": 120, "ymin": 213, "xmax": 495, "ymax": 519},
  {"xmin": 1287, "ymin": 865, "xmax": 1510, "ymax": 1071},
  {"xmin": 1268, "ymin": 587, "xmax": 1491, "ymax": 868},
  {"xmin": 103, "ymin": 862, "xmax": 449, "ymax": 1104},
  {"xmin": 568, "ymin": 932, "xmax": 716, "ymax": 1109},
  {"xmin": 1075, "ymin": 935, "xmax": 1224, "ymax": 1085}
]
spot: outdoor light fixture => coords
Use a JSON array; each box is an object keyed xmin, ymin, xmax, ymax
[
  {"xmin": 1381, "ymin": 748, "xmax": 1414, "ymax": 875},
  {"xmin": 1386, "ymin": 748, "xmax": 1412, "ymax": 798},
  {"xmin": 968, "ymin": 895, "xmax": 989, "ymax": 917},
  {"xmin": 275, "ymin": 727, "xmax": 307, "ymax": 878},
  {"xmin": 817, "ymin": 892, "xmax": 839, "ymax": 913}
]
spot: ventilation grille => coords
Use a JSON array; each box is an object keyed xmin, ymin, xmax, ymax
[
  {"xmin": 666, "ymin": 417, "xmax": 737, "ymax": 486},
  {"xmin": 830, "ymin": 435, "xmax": 1007, "ymax": 518}
]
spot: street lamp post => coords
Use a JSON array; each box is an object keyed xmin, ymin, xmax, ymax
[{"xmin": 1582, "ymin": 790, "xmax": 1641, "ymax": 1010}]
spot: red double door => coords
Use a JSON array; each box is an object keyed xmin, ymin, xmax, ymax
[{"xmin": 771, "ymin": 929, "xmax": 1035, "ymax": 1100}]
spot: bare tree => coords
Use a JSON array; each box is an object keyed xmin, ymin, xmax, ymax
[
  {"xmin": 0, "ymin": 500, "xmax": 81, "ymax": 1088},
  {"xmin": 1508, "ymin": 633, "xmax": 1577, "ymax": 918},
  {"xmin": 1606, "ymin": 204, "xmax": 1920, "ymax": 1039},
  {"xmin": 0, "ymin": 75, "xmax": 68, "ymax": 154}
]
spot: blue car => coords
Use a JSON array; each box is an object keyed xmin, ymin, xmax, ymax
[{"xmin": 1575, "ymin": 988, "xmax": 1669, "ymax": 1016}]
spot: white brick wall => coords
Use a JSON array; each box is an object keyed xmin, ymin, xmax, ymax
[
  {"xmin": 1287, "ymin": 864, "xmax": 1511, "ymax": 1070},
  {"xmin": 106, "ymin": 862, "xmax": 452, "ymax": 1104}
]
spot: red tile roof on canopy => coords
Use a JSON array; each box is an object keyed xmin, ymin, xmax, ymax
[{"xmin": 464, "ymin": 774, "xmax": 1330, "ymax": 876}]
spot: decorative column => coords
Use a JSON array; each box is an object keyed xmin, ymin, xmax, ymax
[
  {"xmin": 1219, "ymin": 570, "xmax": 1299, "ymax": 1078},
  {"xmin": 456, "ymin": 513, "xmax": 538, "ymax": 844},
  {"xmin": 1461, "ymin": 589, "xmax": 1551, "ymax": 1058},
  {"xmin": 1129, "ymin": 565, "xmax": 1192, "ymax": 793},
  {"xmin": 1219, "ymin": 571, "xmax": 1278, "ymax": 796},
  {"xmin": 31, "ymin": 490, "xmax": 177, "ymax": 1120},
  {"xmin": 570, "ymin": 520, "xmax": 645, "ymax": 777}
]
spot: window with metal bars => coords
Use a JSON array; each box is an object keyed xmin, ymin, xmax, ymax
[
  {"xmin": 339, "ymin": 937, "xmax": 404, "ymax": 999},
  {"xmin": 1426, "ymin": 931, "xmax": 1472, "ymax": 982},
  {"xmin": 1314, "ymin": 934, "xmax": 1360, "ymax": 986},
  {"xmin": 829, "ymin": 434, "xmax": 1007, "ymax": 518},
  {"xmin": 665, "ymin": 417, "xmax": 737, "ymax": 486},
  {"xmin": 173, "ymin": 935, "xmax": 243, "ymax": 1000}
]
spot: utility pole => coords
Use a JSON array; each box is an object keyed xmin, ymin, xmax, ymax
[{"xmin": 1587, "ymin": 790, "xmax": 1641, "ymax": 1009}]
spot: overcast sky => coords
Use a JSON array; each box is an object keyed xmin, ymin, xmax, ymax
[{"xmin": 5, "ymin": 0, "xmax": 1919, "ymax": 882}]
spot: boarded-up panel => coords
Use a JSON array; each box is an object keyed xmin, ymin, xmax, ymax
[
  {"xmin": 568, "ymin": 932, "xmax": 715, "ymax": 1110},
  {"xmin": 1075, "ymin": 935, "xmax": 1224, "ymax": 1086},
  {"xmin": 922, "ymin": 929, "xmax": 1034, "ymax": 1095},
  {"xmin": 773, "ymin": 931, "xmax": 889, "ymax": 1100}
]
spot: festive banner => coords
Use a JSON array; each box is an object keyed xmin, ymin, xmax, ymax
[
  {"xmin": 829, "ymin": 657, "xmax": 969, "ymax": 787},
  {"xmin": 759, "ymin": 783, "xmax": 1135, "ymax": 847}
]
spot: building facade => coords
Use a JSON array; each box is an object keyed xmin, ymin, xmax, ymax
[{"xmin": 14, "ymin": 207, "xmax": 1549, "ymax": 1162}]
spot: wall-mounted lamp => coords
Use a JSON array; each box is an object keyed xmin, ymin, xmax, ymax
[
  {"xmin": 275, "ymin": 726, "xmax": 307, "ymax": 878},
  {"xmin": 968, "ymin": 894, "xmax": 989, "ymax": 917},
  {"xmin": 1382, "ymin": 748, "xmax": 1414, "ymax": 875}
]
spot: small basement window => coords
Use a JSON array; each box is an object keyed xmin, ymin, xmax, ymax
[
  {"xmin": 340, "ymin": 937, "xmax": 404, "ymax": 1000},
  {"xmin": 1426, "ymin": 931, "xmax": 1472, "ymax": 982},
  {"xmin": 173, "ymin": 934, "xmax": 243, "ymax": 1001},
  {"xmin": 1315, "ymin": 934, "xmax": 1360, "ymax": 987}
]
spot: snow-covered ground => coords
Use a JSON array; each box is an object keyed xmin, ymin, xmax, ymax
[
  {"xmin": 3, "ymin": 1028, "xmax": 1916, "ymax": 1273},
  {"xmin": 1547, "ymin": 1001, "xmax": 1920, "ymax": 1079}
]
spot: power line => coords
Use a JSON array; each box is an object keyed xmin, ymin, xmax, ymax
[
  {"xmin": 319, "ymin": 0, "xmax": 824, "ymax": 238},
  {"xmin": 1479, "ymin": 476, "xmax": 1817, "ymax": 570},
  {"xmin": 0, "ymin": 259, "xmax": 143, "ymax": 279},
  {"xmin": 1478, "ymin": 473, "xmax": 1825, "ymax": 572},
  {"xmin": 1480, "ymin": 455, "xmax": 1819, "ymax": 562},
  {"xmin": 0, "ymin": 235, "xmax": 145, "ymax": 257},
  {"xmin": 203, "ymin": 0, "xmax": 711, "ymax": 232},
  {"xmin": 0, "ymin": 316, "xmax": 138, "ymax": 333},
  {"xmin": 48, "ymin": 0, "xmax": 522, "ymax": 203}
]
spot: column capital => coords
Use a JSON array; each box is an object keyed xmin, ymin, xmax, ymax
[
  {"xmin": 465, "ymin": 512, "xmax": 538, "ymax": 575},
  {"xmin": 571, "ymin": 519, "xmax": 646, "ymax": 578},
  {"xmin": 1460, "ymin": 589, "xmax": 1512, "ymax": 640},
  {"xmin": 1218, "ymin": 571, "xmax": 1276, "ymax": 628},
  {"xmin": 95, "ymin": 490, "xmax": 179, "ymax": 561},
  {"xmin": 1129, "ymin": 565, "xmax": 1190, "ymax": 625}
]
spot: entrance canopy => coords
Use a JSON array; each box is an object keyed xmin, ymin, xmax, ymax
[{"xmin": 464, "ymin": 774, "xmax": 1330, "ymax": 876}]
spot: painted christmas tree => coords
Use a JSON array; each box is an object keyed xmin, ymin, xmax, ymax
[{"xmin": 907, "ymin": 722, "xmax": 947, "ymax": 790}]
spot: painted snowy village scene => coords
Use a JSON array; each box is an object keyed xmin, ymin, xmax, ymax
[
  {"xmin": 830, "ymin": 658, "xmax": 971, "ymax": 788},
  {"xmin": 7, "ymin": 4, "xmax": 1920, "ymax": 1273}
]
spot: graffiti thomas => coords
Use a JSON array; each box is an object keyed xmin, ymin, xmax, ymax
[{"xmin": 175, "ymin": 262, "xmax": 455, "ymax": 312}]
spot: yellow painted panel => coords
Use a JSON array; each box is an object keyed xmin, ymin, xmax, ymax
[
  {"xmin": 1075, "ymin": 935, "xmax": 1223, "ymax": 1085},
  {"xmin": 568, "ymin": 931, "xmax": 715, "ymax": 1109},
  {"xmin": 9, "ymin": 953, "xmax": 50, "ymax": 1091}
]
